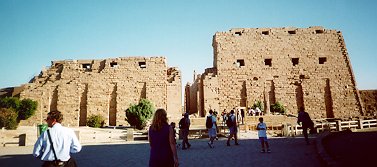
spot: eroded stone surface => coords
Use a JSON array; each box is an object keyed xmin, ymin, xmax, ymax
[
  {"xmin": 19, "ymin": 57, "xmax": 182, "ymax": 126},
  {"xmin": 186, "ymin": 27, "xmax": 367, "ymax": 119}
]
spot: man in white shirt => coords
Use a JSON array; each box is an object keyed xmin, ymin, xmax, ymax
[{"xmin": 33, "ymin": 110, "xmax": 82, "ymax": 167}]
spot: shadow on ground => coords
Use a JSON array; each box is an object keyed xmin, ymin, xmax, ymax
[
  {"xmin": 0, "ymin": 137, "xmax": 323, "ymax": 167},
  {"xmin": 322, "ymin": 131, "xmax": 377, "ymax": 166}
]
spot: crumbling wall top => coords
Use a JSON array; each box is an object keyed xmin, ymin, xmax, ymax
[{"xmin": 213, "ymin": 26, "xmax": 342, "ymax": 38}]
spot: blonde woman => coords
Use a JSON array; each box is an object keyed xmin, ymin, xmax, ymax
[{"xmin": 149, "ymin": 109, "xmax": 179, "ymax": 167}]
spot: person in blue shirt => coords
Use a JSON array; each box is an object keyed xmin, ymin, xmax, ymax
[{"xmin": 33, "ymin": 110, "xmax": 82, "ymax": 167}]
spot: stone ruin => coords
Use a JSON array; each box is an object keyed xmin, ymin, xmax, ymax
[
  {"xmin": 359, "ymin": 90, "xmax": 377, "ymax": 117},
  {"xmin": 1, "ymin": 26, "xmax": 376, "ymax": 127},
  {"xmin": 185, "ymin": 26, "xmax": 373, "ymax": 119},
  {"xmin": 17, "ymin": 57, "xmax": 182, "ymax": 126}
]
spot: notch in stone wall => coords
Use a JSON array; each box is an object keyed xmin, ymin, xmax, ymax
[
  {"xmin": 98, "ymin": 60, "xmax": 106, "ymax": 73},
  {"xmin": 110, "ymin": 61, "xmax": 118, "ymax": 68},
  {"xmin": 235, "ymin": 31, "xmax": 242, "ymax": 36},
  {"xmin": 236, "ymin": 59, "xmax": 245, "ymax": 67},
  {"xmin": 288, "ymin": 30, "xmax": 296, "ymax": 35},
  {"xmin": 315, "ymin": 29, "xmax": 324, "ymax": 34},
  {"xmin": 319, "ymin": 57, "xmax": 327, "ymax": 64},
  {"xmin": 324, "ymin": 79, "xmax": 334, "ymax": 118},
  {"xmin": 292, "ymin": 58, "xmax": 299, "ymax": 66},
  {"xmin": 262, "ymin": 31, "xmax": 269, "ymax": 35},
  {"xmin": 79, "ymin": 84, "xmax": 88, "ymax": 126},
  {"xmin": 264, "ymin": 59, "xmax": 272, "ymax": 67},
  {"xmin": 50, "ymin": 86, "xmax": 58, "ymax": 111},
  {"xmin": 109, "ymin": 83, "xmax": 117, "ymax": 126},
  {"xmin": 139, "ymin": 62, "xmax": 146, "ymax": 68},
  {"xmin": 82, "ymin": 63, "xmax": 92, "ymax": 72}
]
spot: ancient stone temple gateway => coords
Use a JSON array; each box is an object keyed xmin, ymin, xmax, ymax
[
  {"xmin": 4, "ymin": 26, "xmax": 376, "ymax": 127},
  {"xmin": 185, "ymin": 26, "xmax": 365, "ymax": 119},
  {"xmin": 19, "ymin": 57, "xmax": 182, "ymax": 126}
]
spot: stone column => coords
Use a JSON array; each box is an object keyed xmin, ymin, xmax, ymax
[
  {"xmin": 358, "ymin": 119, "xmax": 364, "ymax": 129},
  {"xmin": 336, "ymin": 120, "xmax": 342, "ymax": 131},
  {"xmin": 127, "ymin": 128, "xmax": 134, "ymax": 141}
]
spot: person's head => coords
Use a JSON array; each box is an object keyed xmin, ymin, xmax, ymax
[
  {"xmin": 184, "ymin": 112, "xmax": 189, "ymax": 118},
  {"xmin": 230, "ymin": 110, "xmax": 234, "ymax": 114},
  {"xmin": 170, "ymin": 122, "xmax": 176, "ymax": 128},
  {"xmin": 259, "ymin": 117, "xmax": 264, "ymax": 123},
  {"xmin": 209, "ymin": 109, "xmax": 213, "ymax": 114},
  {"xmin": 46, "ymin": 110, "xmax": 63, "ymax": 127},
  {"xmin": 151, "ymin": 108, "xmax": 168, "ymax": 131}
]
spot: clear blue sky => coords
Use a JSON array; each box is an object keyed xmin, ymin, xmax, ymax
[{"xmin": 1, "ymin": 0, "xmax": 376, "ymax": 90}]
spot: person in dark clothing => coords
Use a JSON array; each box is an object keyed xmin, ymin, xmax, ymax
[
  {"xmin": 149, "ymin": 109, "xmax": 179, "ymax": 167},
  {"xmin": 227, "ymin": 110, "xmax": 239, "ymax": 146},
  {"xmin": 179, "ymin": 112, "xmax": 191, "ymax": 150},
  {"xmin": 240, "ymin": 109, "xmax": 245, "ymax": 124},
  {"xmin": 297, "ymin": 107, "xmax": 314, "ymax": 145}
]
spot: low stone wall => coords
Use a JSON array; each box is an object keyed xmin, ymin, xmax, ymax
[
  {"xmin": 1, "ymin": 126, "xmax": 38, "ymax": 147},
  {"xmin": 189, "ymin": 115, "xmax": 297, "ymax": 128}
]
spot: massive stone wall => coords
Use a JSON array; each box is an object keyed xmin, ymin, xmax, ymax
[
  {"xmin": 359, "ymin": 90, "xmax": 377, "ymax": 116},
  {"xmin": 19, "ymin": 57, "xmax": 182, "ymax": 126},
  {"xmin": 186, "ymin": 26, "xmax": 363, "ymax": 119}
]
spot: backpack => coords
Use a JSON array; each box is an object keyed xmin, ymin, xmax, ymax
[
  {"xmin": 179, "ymin": 118, "xmax": 187, "ymax": 129},
  {"xmin": 206, "ymin": 116, "xmax": 213, "ymax": 128},
  {"xmin": 226, "ymin": 115, "xmax": 234, "ymax": 128}
]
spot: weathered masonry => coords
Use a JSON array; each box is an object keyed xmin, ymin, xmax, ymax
[
  {"xmin": 186, "ymin": 26, "xmax": 364, "ymax": 119},
  {"xmin": 18, "ymin": 57, "xmax": 182, "ymax": 126}
]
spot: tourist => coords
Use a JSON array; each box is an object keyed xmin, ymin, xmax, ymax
[
  {"xmin": 213, "ymin": 109, "xmax": 218, "ymax": 117},
  {"xmin": 33, "ymin": 110, "xmax": 81, "ymax": 167},
  {"xmin": 149, "ymin": 109, "xmax": 179, "ymax": 167},
  {"xmin": 297, "ymin": 107, "xmax": 315, "ymax": 145},
  {"xmin": 206, "ymin": 109, "xmax": 217, "ymax": 148},
  {"xmin": 236, "ymin": 108, "xmax": 240, "ymax": 122},
  {"xmin": 226, "ymin": 110, "xmax": 239, "ymax": 146},
  {"xmin": 257, "ymin": 117, "xmax": 271, "ymax": 153},
  {"xmin": 170, "ymin": 122, "xmax": 181, "ymax": 148},
  {"xmin": 240, "ymin": 109, "xmax": 245, "ymax": 124},
  {"xmin": 252, "ymin": 108, "xmax": 256, "ymax": 116},
  {"xmin": 179, "ymin": 112, "xmax": 191, "ymax": 150},
  {"xmin": 256, "ymin": 107, "xmax": 262, "ymax": 116},
  {"xmin": 221, "ymin": 109, "xmax": 227, "ymax": 126}
]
